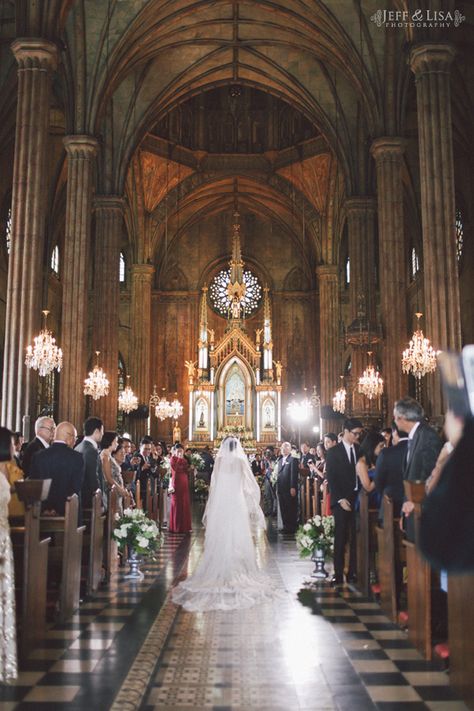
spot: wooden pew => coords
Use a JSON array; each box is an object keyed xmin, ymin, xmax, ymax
[
  {"xmin": 447, "ymin": 573, "xmax": 474, "ymax": 709},
  {"xmin": 375, "ymin": 496, "xmax": 399, "ymax": 623},
  {"xmin": 304, "ymin": 476, "xmax": 312, "ymax": 519},
  {"xmin": 357, "ymin": 489, "xmax": 370, "ymax": 596},
  {"xmin": 40, "ymin": 494, "xmax": 85, "ymax": 622},
  {"xmin": 10, "ymin": 482, "xmax": 51, "ymax": 656},
  {"xmin": 403, "ymin": 481, "xmax": 432, "ymax": 659},
  {"xmin": 104, "ymin": 486, "xmax": 119, "ymax": 582},
  {"xmin": 145, "ymin": 478, "xmax": 159, "ymax": 522},
  {"xmin": 82, "ymin": 490, "xmax": 105, "ymax": 595},
  {"xmin": 312, "ymin": 477, "xmax": 321, "ymax": 517},
  {"xmin": 135, "ymin": 480, "xmax": 142, "ymax": 510}
]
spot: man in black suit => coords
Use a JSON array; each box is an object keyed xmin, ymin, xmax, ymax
[
  {"xmin": 374, "ymin": 423, "xmax": 409, "ymax": 522},
  {"xmin": 325, "ymin": 418, "xmax": 364, "ymax": 585},
  {"xmin": 31, "ymin": 422, "xmax": 84, "ymax": 519},
  {"xmin": 277, "ymin": 441, "xmax": 299, "ymax": 533},
  {"xmin": 393, "ymin": 397, "xmax": 442, "ymax": 533},
  {"xmin": 75, "ymin": 416, "xmax": 105, "ymax": 509},
  {"xmin": 22, "ymin": 416, "xmax": 56, "ymax": 477}
]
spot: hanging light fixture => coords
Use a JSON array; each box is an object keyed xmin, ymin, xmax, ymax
[
  {"xmin": 358, "ymin": 351, "xmax": 383, "ymax": 400},
  {"xmin": 332, "ymin": 376, "xmax": 347, "ymax": 414},
  {"xmin": 84, "ymin": 351, "xmax": 110, "ymax": 400},
  {"xmin": 169, "ymin": 397, "xmax": 183, "ymax": 420},
  {"xmin": 118, "ymin": 375, "xmax": 139, "ymax": 414},
  {"xmin": 25, "ymin": 310, "xmax": 63, "ymax": 377},
  {"xmin": 402, "ymin": 312, "xmax": 439, "ymax": 379},
  {"xmin": 155, "ymin": 388, "xmax": 172, "ymax": 420}
]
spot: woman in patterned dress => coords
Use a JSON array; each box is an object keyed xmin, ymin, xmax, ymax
[{"xmin": 0, "ymin": 426, "xmax": 18, "ymax": 683}]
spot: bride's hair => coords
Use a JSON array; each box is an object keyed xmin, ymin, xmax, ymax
[{"xmin": 222, "ymin": 435, "xmax": 238, "ymax": 451}]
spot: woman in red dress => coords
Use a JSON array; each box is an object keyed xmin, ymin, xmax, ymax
[{"xmin": 169, "ymin": 444, "xmax": 192, "ymax": 533}]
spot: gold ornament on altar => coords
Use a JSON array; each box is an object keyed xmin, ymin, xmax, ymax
[
  {"xmin": 401, "ymin": 313, "xmax": 439, "ymax": 379},
  {"xmin": 118, "ymin": 375, "xmax": 139, "ymax": 414},
  {"xmin": 84, "ymin": 351, "xmax": 110, "ymax": 400},
  {"xmin": 358, "ymin": 352, "xmax": 383, "ymax": 400},
  {"xmin": 25, "ymin": 310, "xmax": 63, "ymax": 377}
]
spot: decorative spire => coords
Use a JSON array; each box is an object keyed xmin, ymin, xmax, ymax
[
  {"xmin": 198, "ymin": 285, "xmax": 209, "ymax": 372},
  {"xmin": 227, "ymin": 211, "xmax": 247, "ymax": 319},
  {"xmin": 262, "ymin": 286, "xmax": 273, "ymax": 375}
]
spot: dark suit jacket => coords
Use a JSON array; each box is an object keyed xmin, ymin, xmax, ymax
[
  {"xmin": 31, "ymin": 442, "xmax": 85, "ymax": 517},
  {"xmin": 22, "ymin": 437, "xmax": 46, "ymax": 477},
  {"xmin": 325, "ymin": 442, "xmax": 360, "ymax": 508},
  {"xmin": 374, "ymin": 440, "xmax": 408, "ymax": 516},
  {"xmin": 75, "ymin": 439, "xmax": 103, "ymax": 508},
  {"xmin": 277, "ymin": 455, "xmax": 299, "ymax": 494},
  {"xmin": 404, "ymin": 422, "xmax": 442, "ymax": 482}
]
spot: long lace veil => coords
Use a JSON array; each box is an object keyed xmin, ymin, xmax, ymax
[{"xmin": 203, "ymin": 437, "xmax": 265, "ymax": 533}]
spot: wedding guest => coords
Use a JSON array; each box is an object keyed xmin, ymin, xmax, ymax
[
  {"xmin": 199, "ymin": 445, "xmax": 215, "ymax": 484},
  {"xmin": 276, "ymin": 442, "xmax": 299, "ymax": 534},
  {"xmin": 155, "ymin": 441, "xmax": 170, "ymax": 526},
  {"xmin": 262, "ymin": 447, "xmax": 277, "ymax": 517},
  {"xmin": 75, "ymin": 416, "xmax": 105, "ymax": 510},
  {"xmin": 381, "ymin": 427, "xmax": 393, "ymax": 447},
  {"xmin": 325, "ymin": 418, "xmax": 363, "ymax": 585},
  {"xmin": 31, "ymin": 422, "xmax": 84, "ymax": 519},
  {"xmin": 0, "ymin": 426, "xmax": 18, "ymax": 683},
  {"xmin": 322, "ymin": 433, "xmax": 338, "ymax": 514},
  {"xmin": 111, "ymin": 440, "xmax": 128, "ymax": 513},
  {"xmin": 12, "ymin": 432, "xmax": 23, "ymax": 469},
  {"xmin": 169, "ymin": 443, "xmax": 192, "ymax": 533},
  {"xmin": 133, "ymin": 436, "xmax": 158, "ymax": 506},
  {"xmin": 22, "ymin": 416, "xmax": 55, "ymax": 477},
  {"xmin": 374, "ymin": 423, "xmax": 408, "ymax": 523},
  {"xmin": 356, "ymin": 430, "xmax": 385, "ymax": 505}
]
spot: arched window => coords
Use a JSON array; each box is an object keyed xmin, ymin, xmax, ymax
[
  {"xmin": 410, "ymin": 247, "xmax": 420, "ymax": 280},
  {"xmin": 51, "ymin": 245, "xmax": 59, "ymax": 274},
  {"xmin": 345, "ymin": 256, "xmax": 350, "ymax": 286},
  {"xmin": 5, "ymin": 206, "xmax": 11, "ymax": 255},
  {"xmin": 119, "ymin": 252, "xmax": 126, "ymax": 283},
  {"xmin": 456, "ymin": 208, "xmax": 464, "ymax": 265}
]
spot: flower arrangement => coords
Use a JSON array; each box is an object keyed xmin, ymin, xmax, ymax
[
  {"xmin": 296, "ymin": 514, "xmax": 335, "ymax": 558},
  {"xmin": 194, "ymin": 478, "xmax": 209, "ymax": 501},
  {"xmin": 186, "ymin": 452, "xmax": 205, "ymax": 471},
  {"xmin": 113, "ymin": 508, "xmax": 162, "ymax": 556},
  {"xmin": 270, "ymin": 468, "xmax": 278, "ymax": 486},
  {"xmin": 291, "ymin": 448, "xmax": 301, "ymax": 459},
  {"xmin": 159, "ymin": 457, "xmax": 171, "ymax": 488}
]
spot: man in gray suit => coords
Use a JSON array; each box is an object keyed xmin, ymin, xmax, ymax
[
  {"xmin": 393, "ymin": 397, "xmax": 442, "ymax": 534},
  {"xmin": 75, "ymin": 416, "xmax": 105, "ymax": 509}
]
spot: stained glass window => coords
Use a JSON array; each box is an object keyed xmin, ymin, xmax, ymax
[
  {"xmin": 456, "ymin": 208, "xmax": 464, "ymax": 264},
  {"xmin": 411, "ymin": 247, "xmax": 420, "ymax": 280},
  {"xmin": 51, "ymin": 245, "xmax": 59, "ymax": 274},
  {"xmin": 5, "ymin": 207, "xmax": 11, "ymax": 255},
  {"xmin": 209, "ymin": 268, "xmax": 262, "ymax": 317}
]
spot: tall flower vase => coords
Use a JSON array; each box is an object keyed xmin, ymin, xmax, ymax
[
  {"xmin": 311, "ymin": 548, "xmax": 328, "ymax": 579},
  {"xmin": 124, "ymin": 547, "xmax": 144, "ymax": 580}
]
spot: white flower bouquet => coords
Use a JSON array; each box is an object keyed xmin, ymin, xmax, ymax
[
  {"xmin": 270, "ymin": 467, "xmax": 278, "ymax": 486},
  {"xmin": 186, "ymin": 452, "xmax": 205, "ymax": 471},
  {"xmin": 160, "ymin": 457, "xmax": 171, "ymax": 488},
  {"xmin": 296, "ymin": 514, "xmax": 335, "ymax": 558},
  {"xmin": 113, "ymin": 508, "xmax": 163, "ymax": 556}
]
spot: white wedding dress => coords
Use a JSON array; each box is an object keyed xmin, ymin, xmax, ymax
[{"xmin": 172, "ymin": 437, "xmax": 277, "ymax": 612}]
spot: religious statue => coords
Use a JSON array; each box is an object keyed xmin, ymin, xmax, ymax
[
  {"xmin": 255, "ymin": 328, "xmax": 263, "ymax": 346},
  {"xmin": 173, "ymin": 421, "xmax": 182, "ymax": 443},
  {"xmin": 208, "ymin": 328, "xmax": 215, "ymax": 346},
  {"xmin": 184, "ymin": 360, "xmax": 197, "ymax": 382},
  {"xmin": 273, "ymin": 360, "xmax": 283, "ymax": 382}
]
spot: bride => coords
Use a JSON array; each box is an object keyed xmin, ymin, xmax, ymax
[{"xmin": 172, "ymin": 436, "xmax": 277, "ymax": 611}]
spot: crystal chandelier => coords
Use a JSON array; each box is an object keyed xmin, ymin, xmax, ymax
[
  {"xmin": 358, "ymin": 352, "xmax": 383, "ymax": 400},
  {"xmin": 332, "ymin": 377, "xmax": 346, "ymax": 414},
  {"xmin": 118, "ymin": 375, "xmax": 139, "ymax": 414},
  {"xmin": 84, "ymin": 351, "xmax": 110, "ymax": 400},
  {"xmin": 25, "ymin": 310, "xmax": 63, "ymax": 377},
  {"xmin": 402, "ymin": 312, "xmax": 439, "ymax": 379},
  {"xmin": 155, "ymin": 390, "xmax": 173, "ymax": 421},
  {"xmin": 169, "ymin": 398, "xmax": 183, "ymax": 420}
]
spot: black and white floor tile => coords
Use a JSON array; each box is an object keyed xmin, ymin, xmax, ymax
[{"xmin": 0, "ymin": 519, "xmax": 468, "ymax": 710}]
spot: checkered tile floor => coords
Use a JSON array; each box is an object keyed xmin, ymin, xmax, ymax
[{"xmin": 1, "ymin": 522, "xmax": 468, "ymax": 710}]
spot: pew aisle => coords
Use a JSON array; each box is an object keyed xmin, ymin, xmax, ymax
[{"xmin": 0, "ymin": 520, "xmax": 468, "ymax": 710}]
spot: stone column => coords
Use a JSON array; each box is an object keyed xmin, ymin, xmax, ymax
[
  {"xmin": 1, "ymin": 39, "xmax": 58, "ymax": 432},
  {"xmin": 59, "ymin": 136, "xmax": 99, "ymax": 428},
  {"xmin": 92, "ymin": 196, "xmax": 123, "ymax": 428},
  {"xmin": 410, "ymin": 44, "xmax": 461, "ymax": 415},
  {"xmin": 345, "ymin": 197, "xmax": 378, "ymax": 416},
  {"xmin": 130, "ymin": 264, "xmax": 155, "ymax": 405},
  {"xmin": 371, "ymin": 138, "xmax": 408, "ymax": 414},
  {"xmin": 317, "ymin": 265, "xmax": 340, "ymax": 429}
]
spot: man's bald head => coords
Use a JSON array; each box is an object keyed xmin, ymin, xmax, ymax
[{"xmin": 55, "ymin": 422, "xmax": 77, "ymax": 448}]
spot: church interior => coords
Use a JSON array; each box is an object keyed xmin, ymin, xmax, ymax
[{"xmin": 1, "ymin": 0, "xmax": 474, "ymax": 708}]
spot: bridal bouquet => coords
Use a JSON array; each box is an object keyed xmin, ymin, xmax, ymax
[
  {"xmin": 113, "ymin": 508, "xmax": 162, "ymax": 556},
  {"xmin": 187, "ymin": 452, "xmax": 205, "ymax": 471},
  {"xmin": 194, "ymin": 478, "xmax": 209, "ymax": 501},
  {"xmin": 160, "ymin": 457, "xmax": 171, "ymax": 488},
  {"xmin": 296, "ymin": 514, "xmax": 335, "ymax": 558}
]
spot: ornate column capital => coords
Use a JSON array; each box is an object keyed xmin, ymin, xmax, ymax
[
  {"xmin": 93, "ymin": 194, "xmax": 124, "ymax": 212},
  {"xmin": 11, "ymin": 38, "xmax": 58, "ymax": 70},
  {"xmin": 410, "ymin": 43, "xmax": 455, "ymax": 77},
  {"xmin": 316, "ymin": 264, "xmax": 338, "ymax": 281},
  {"xmin": 345, "ymin": 196, "xmax": 376, "ymax": 215},
  {"xmin": 63, "ymin": 135, "xmax": 99, "ymax": 159},
  {"xmin": 131, "ymin": 263, "xmax": 155, "ymax": 281},
  {"xmin": 370, "ymin": 137, "xmax": 406, "ymax": 160}
]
